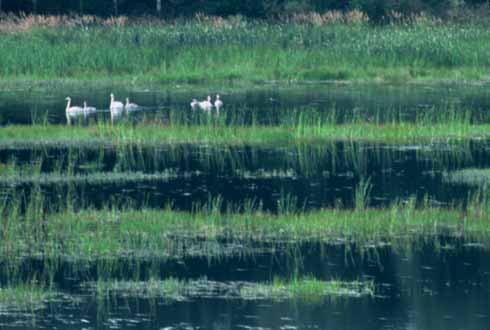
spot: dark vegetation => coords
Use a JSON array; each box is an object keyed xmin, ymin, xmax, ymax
[{"xmin": 2, "ymin": 0, "xmax": 490, "ymax": 22}]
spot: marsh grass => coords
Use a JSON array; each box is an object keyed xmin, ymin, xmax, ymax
[
  {"xmin": 0, "ymin": 283, "xmax": 55, "ymax": 312},
  {"xmin": 0, "ymin": 107, "xmax": 488, "ymax": 147},
  {"xmin": 88, "ymin": 277, "xmax": 374, "ymax": 302},
  {"xmin": 2, "ymin": 187, "xmax": 490, "ymax": 263},
  {"xmin": 1, "ymin": 15, "xmax": 490, "ymax": 83},
  {"xmin": 240, "ymin": 277, "xmax": 374, "ymax": 302}
]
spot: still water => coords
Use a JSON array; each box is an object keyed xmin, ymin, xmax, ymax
[
  {"xmin": 0, "ymin": 243, "xmax": 488, "ymax": 330},
  {"xmin": 2, "ymin": 82, "xmax": 490, "ymax": 125},
  {"xmin": 1, "ymin": 83, "xmax": 490, "ymax": 330},
  {"xmin": 0, "ymin": 141, "xmax": 488, "ymax": 211}
]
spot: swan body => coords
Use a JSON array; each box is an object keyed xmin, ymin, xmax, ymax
[
  {"xmin": 110, "ymin": 93, "xmax": 124, "ymax": 112},
  {"xmin": 125, "ymin": 98, "xmax": 139, "ymax": 112},
  {"xmin": 109, "ymin": 93, "xmax": 124, "ymax": 124},
  {"xmin": 65, "ymin": 97, "xmax": 84, "ymax": 125},
  {"xmin": 198, "ymin": 96, "xmax": 213, "ymax": 112},
  {"xmin": 214, "ymin": 94, "xmax": 223, "ymax": 114},
  {"xmin": 190, "ymin": 99, "xmax": 199, "ymax": 110},
  {"xmin": 83, "ymin": 101, "xmax": 97, "ymax": 114}
]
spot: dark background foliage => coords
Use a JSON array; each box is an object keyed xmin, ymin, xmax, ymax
[{"xmin": 0, "ymin": 0, "xmax": 488, "ymax": 21}]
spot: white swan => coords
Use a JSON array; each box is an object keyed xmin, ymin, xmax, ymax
[
  {"xmin": 110, "ymin": 93, "xmax": 124, "ymax": 124},
  {"xmin": 83, "ymin": 101, "xmax": 97, "ymax": 114},
  {"xmin": 110, "ymin": 93, "xmax": 124, "ymax": 112},
  {"xmin": 65, "ymin": 97, "xmax": 84, "ymax": 125},
  {"xmin": 125, "ymin": 98, "xmax": 139, "ymax": 112},
  {"xmin": 214, "ymin": 94, "xmax": 223, "ymax": 114},
  {"xmin": 198, "ymin": 96, "xmax": 213, "ymax": 112},
  {"xmin": 190, "ymin": 99, "xmax": 199, "ymax": 110}
]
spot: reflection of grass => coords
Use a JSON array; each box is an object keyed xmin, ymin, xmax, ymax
[
  {"xmin": 88, "ymin": 277, "xmax": 373, "ymax": 302},
  {"xmin": 443, "ymin": 168, "xmax": 490, "ymax": 186}
]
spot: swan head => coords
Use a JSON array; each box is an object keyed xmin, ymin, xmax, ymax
[
  {"xmin": 110, "ymin": 93, "xmax": 115, "ymax": 100},
  {"xmin": 65, "ymin": 97, "xmax": 71, "ymax": 102},
  {"xmin": 216, "ymin": 94, "xmax": 220, "ymax": 100},
  {"xmin": 207, "ymin": 96, "xmax": 211, "ymax": 101}
]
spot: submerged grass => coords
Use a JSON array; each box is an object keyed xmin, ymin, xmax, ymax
[
  {"xmin": 443, "ymin": 168, "xmax": 490, "ymax": 186},
  {"xmin": 0, "ymin": 169, "xmax": 200, "ymax": 186},
  {"xmin": 89, "ymin": 277, "xmax": 374, "ymax": 302},
  {"xmin": 2, "ymin": 15, "xmax": 490, "ymax": 83}
]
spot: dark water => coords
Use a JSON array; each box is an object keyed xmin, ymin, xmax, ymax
[
  {"xmin": 0, "ymin": 141, "xmax": 488, "ymax": 211},
  {"xmin": 2, "ymin": 83, "xmax": 490, "ymax": 125},
  {"xmin": 2, "ymin": 83, "xmax": 490, "ymax": 329},
  {"xmin": 1, "ymin": 243, "xmax": 489, "ymax": 330}
]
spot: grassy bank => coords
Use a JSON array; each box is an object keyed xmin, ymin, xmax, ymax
[
  {"xmin": 1, "ymin": 15, "xmax": 490, "ymax": 83},
  {"xmin": 0, "ymin": 119, "xmax": 488, "ymax": 146}
]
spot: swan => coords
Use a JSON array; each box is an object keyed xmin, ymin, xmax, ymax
[
  {"xmin": 109, "ymin": 93, "xmax": 124, "ymax": 125},
  {"xmin": 198, "ymin": 96, "xmax": 213, "ymax": 112},
  {"xmin": 83, "ymin": 101, "xmax": 97, "ymax": 114},
  {"xmin": 125, "ymin": 98, "xmax": 139, "ymax": 112},
  {"xmin": 110, "ymin": 93, "xmax": 124, "ymax": 112},
  {"xmin": 65, "ymin": 97, "xmax": 84, "ymax": 125},
  {"xmin": 214, "ymin": 94, "xmax": 223, "ymax": 114},
  {"xmin": 190, "ymin": 99, "xmax": 199, "ymax": 110}
]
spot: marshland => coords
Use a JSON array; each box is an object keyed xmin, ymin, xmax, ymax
[{"xmin": 2, "ymin": 1, "xmax": 490, "ymax": 329}]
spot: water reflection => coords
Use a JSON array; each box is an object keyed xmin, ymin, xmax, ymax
[
  {"xmin": 0, "ymin": 243, "xmax": 488, "ymax": 330},
  {"xmin": 3, "ymin": 83, "xmax": 490, "ymax": 125},
  {"xmin": 0, "ymin": 141, "xmax": 488, "ymax": 211}
]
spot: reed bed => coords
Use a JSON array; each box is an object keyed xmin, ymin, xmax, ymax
[{"xmin": 1, "ymin": 15, "xmax": 490, "ymax": 83}]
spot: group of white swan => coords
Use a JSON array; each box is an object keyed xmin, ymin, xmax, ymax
[
  {"xmin": 66, "ymin": 93, "xmax": 139, "ymax": 124},
  {"xmin": 66, "ymin": 93, "xmax": 224, "ymax": 124},
  {"xmin": 191, "ymin": 94, "xmax": 223, "ymax": 114}
]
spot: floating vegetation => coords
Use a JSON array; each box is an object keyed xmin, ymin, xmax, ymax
[
  {"xmin": 443, "ymin": 168, "xmax": 490, "ymax": 186},
  {"xmin": 86, "ymin": 277, "xmax": 374, "ymax": 302}
]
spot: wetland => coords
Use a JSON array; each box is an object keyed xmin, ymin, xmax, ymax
[{"xmin": 1, "ymin": 80, "xmax": 490, "ymax": 329}]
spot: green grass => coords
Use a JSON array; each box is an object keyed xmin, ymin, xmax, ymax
[
  {"xmin": 2, "ymin": 18, "xmax": 490, "ymax": 84},
  {"xmin": 2, "ymin": 192, "xmax": 490, "ymax": 262},
  {"xmin": 0, "ymin": 284, "xmax": 54, "ymax": 311},
  {"xmin": 88, "ymin": 277, "xmax": 374, "ymax": 302},
  {"xmin": 0, "ymin": 119, "xmax": 487, "ymax": 146}
]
